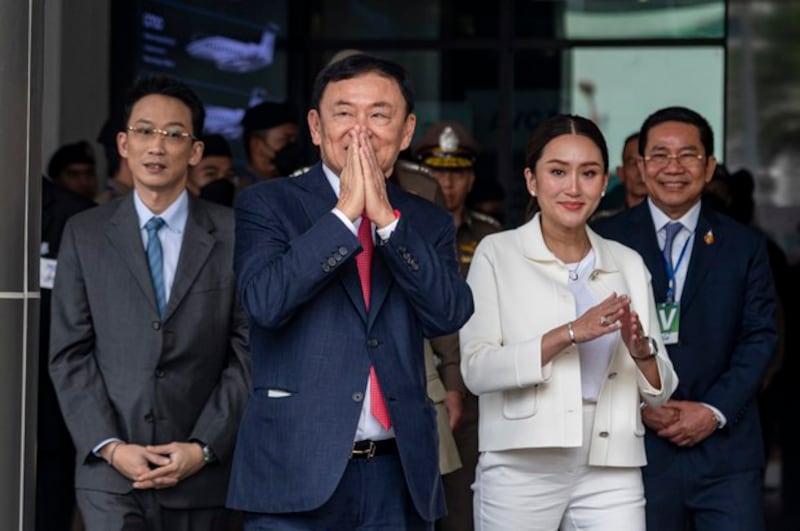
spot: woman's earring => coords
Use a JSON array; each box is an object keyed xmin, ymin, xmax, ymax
[
  {"xmin": 601, "ymin": 189, "xmax": 606, "ymax": 197},
  {"xmin": 530, "ymin": 190, "xmax": 536, "ymax": 197}
]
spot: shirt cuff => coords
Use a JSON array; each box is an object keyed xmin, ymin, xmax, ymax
[
  {"xmin": 376, "ymin": 217, "xmax": 398, "ymax": 241},
  {"xmin": 92, "ymin": 437, "xmax": 123, "ymax": 457},
  {"xmin": 331, "ymin": 208, "xmax": 357, "ymax": 236}
]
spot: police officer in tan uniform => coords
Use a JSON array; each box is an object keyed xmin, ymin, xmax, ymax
[{"xmin": 414, "ymin": 121, "xmax": 502, "ymax": 531}]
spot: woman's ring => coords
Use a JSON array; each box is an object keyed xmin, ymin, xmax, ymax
[{"xmin": 600, "ymin": 315, "xmax": 608, "ymax": 326}]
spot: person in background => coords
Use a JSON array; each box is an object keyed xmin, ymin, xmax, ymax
[
  {"xmin": 47, "ymin": 140, "xmax": 98, "ymax": 201},
  {"xmin": 461, "ymin": 113, "xmax": 677, "ymax": 530},
  {"xmin": 593, "ymin": 106, "xmax": 777, "ymax": 531},
  {"xmin": 616, "ymin": 132, "xmax": 648, "ymax": 209},
  {"xmin": 38, "ymin": 176, "xmax": 95, "ymax": 531},
  {"xmin": 413, "ymin": 119, "xmax": 502, "ymax": 531},
  {"xmin": 49, "ymin": 74, "xmax": 251, "ymax": 531},
  {"xmin": 95, "ymin": 113, "xmax": 135, "ymax": 205},
  {"xmin": 592, "ymin": 132, "xmax": 648, "ymax": 221},
  {"xmin": 236, "ymin": 100, "xmax": 301, "ymax": 188},
  {"xmin": 187, "ymin": 133, "xmax": 236, "ymax": 207},
  {"xmin": 226, "ymin": 53, "xmax": 474, "ymax": 530}
]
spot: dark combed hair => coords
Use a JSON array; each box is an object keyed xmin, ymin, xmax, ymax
[
  {"xmin": 525, "ymin": 114, "xmax": 609, "ymax": 172},
  {"xmin": 310, "ymin": 53, "xmax": 415, "ymax": 115},
  {"xmin": 523, "ymin": 114, "xmax": 608, "ymax": 222},
  {"xmin": 122, "ymin": 74, "xmax": 205, "ymax": 136},
  {"xmin": 638, "ymin": 106, "xmax": 714, "ymax": 157}
]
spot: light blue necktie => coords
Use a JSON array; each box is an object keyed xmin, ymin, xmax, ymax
[
  {"xmin": 662, "ymin": 221, "xmax": 683, "ymax": 268},
  {"xmin": 145, "ymin": 217, "xmax": 167, "ymax": 318}
]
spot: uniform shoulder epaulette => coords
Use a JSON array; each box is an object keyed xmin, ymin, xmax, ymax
[
  {"xmin": 289, "ymin": 165, "xmax": 312, "ymax": 178},
  {"xmin": 470, "ymin": 210, "xmax": 502, "ymax": 228}
]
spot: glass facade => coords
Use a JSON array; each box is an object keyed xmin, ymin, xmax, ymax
[
  {"xmin": 289, "ymin": 0, "xmax": 728, "ymax": 227},
  {"xmin": 110, "ymin": 0, "xmax": 800, "ymax": 255}
]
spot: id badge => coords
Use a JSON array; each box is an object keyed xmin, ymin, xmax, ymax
[
  {"xmin": 656, "ymin": 301, "xmax": 680, "ymax": 345},
  {"xmin": 40, "ymin": 257, "xmax": 57, "ymax": 289}
]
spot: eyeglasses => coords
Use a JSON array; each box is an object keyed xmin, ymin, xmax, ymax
[
  {"xmin": 643, "ymin": 153, "xmax": 705, "ymax": 169},
  {"xmin": 127, "ymin": 125, "xmax": 197, "ymax": 144}
]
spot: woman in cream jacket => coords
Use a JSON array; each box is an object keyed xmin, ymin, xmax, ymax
[{"xmin": 460, "ymin": 114, "xmax": 677, "ymax": 531}]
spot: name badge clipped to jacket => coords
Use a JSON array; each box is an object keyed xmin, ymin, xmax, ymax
[{"xmin": 656, "ymin": 301, "xmax": 680, "ymax": 345}]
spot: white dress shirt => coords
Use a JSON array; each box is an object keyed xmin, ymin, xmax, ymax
[
  {"xmin": 647, "ymin": 198, "xmax": 700, "ymax": 303},
  {"xmin": 322, "ymin": 164, "xmax": 398, "ymax": 442}
]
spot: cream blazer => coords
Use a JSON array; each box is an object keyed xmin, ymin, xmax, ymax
[{"xmin": 460, "ymin": 214, "xmax": 678, "ymax": 467}]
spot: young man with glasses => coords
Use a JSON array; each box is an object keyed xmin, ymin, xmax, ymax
[
  {"xmin": 593, "ymin": 106, "xmax": 777, "ymax": 531},
  {"xmin": 49, "ymin": 74, "xmax": 250, "ymax": 531}
]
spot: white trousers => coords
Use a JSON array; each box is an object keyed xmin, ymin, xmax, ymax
[{"xmin": 473, "ymin": 402, "xmax": 646, "ymax": 531}]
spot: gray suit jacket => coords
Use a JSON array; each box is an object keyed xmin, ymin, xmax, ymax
[{"xmin": 49, "ymin": 193, "xmax": 250, "ymax": 508}]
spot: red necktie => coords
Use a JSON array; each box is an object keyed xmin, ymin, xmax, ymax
[{"xmin": 357, "ymin": 215, "xmax": 391, "ymax": 430}]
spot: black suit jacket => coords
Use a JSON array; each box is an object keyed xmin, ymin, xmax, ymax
[{"xmin": 593, "ymin": 201, "xmax": 777, "ymax": 477}]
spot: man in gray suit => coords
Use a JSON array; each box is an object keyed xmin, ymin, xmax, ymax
[{"xmin": 49, "ymin": 75, "xmax": 250, "ymax": 531}]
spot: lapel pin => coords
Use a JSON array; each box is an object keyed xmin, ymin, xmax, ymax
[{"xmin": 704, "ymin": 229, "xmax": 714, "ymax": 245}]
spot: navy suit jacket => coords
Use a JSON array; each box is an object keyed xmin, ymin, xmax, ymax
[
  {"xmin": 593, "ymin": 201, "xmax": 777, "ymax": 478},
  {"xmin": 227, "ymin": 164, "xmax": 474, "ymax": 521}
]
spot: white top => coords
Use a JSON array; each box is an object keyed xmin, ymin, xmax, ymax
[
  {"xmin": 460, "ymin": 214, "xmax": 678, "ymax": 465},
  {"xmin": 565, "ymin": 250, "xmax": 618, "ymax": 402}
]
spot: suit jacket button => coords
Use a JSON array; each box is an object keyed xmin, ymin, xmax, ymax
[
  {"xmin": 151, "ymin": 321, "xmax": 161, "ymax": 330},
  {"xmin": 367, "ymin": 339, "xmax": 379, "ymax": 348},
  {"xmin": 155, "ymin": 368, "xmax": 165, "ymax": 378},
  {"xmin": 327, "ymin": 256, "xmax": 337, "ymax": 266},
  {"xmin": 144, "ymin": 412, "xmax": 154, "ymax": 423},
  {"xmin": 338, "ymin": 246, "xmax": 348, "ymax": 256},
  {"xmin": 352, "ymin": 392, "xmax": 364, "ymax": 402},
  {"xmin": 599, "ymin": 431, "xmax": 609, "ymax": 438},
  {"xmin": 321, "ymin": 263, "xmax": 330, "ymax": 272}
]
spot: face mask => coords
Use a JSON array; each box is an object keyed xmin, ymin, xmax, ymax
[
  {"xmin": 273, "ymin": 141, "xmax": 303, "ymax": 176},
  {"xmin": 199, "ymin": 179, "xmax": 235, "ymax": 207}
]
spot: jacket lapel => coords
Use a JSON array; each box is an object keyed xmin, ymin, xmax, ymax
[
  {"xmin": 105, "ymin": 195, "xmax": 160, "ymax": 316},
  {"xmin": 296, "ymin": 166, "xmax": 367, "ymax": 322},
  {"xmin": 163, "ymin": 197, "xmax": 216, "ymax": 321},
  {"xmin": 679, "ymin": 204, "xmax": 720, "ymax": 312}
]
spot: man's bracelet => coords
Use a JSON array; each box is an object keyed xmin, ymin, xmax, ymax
[
  {"xmin": 567, "ymin": 321, "xmax": 577, "ymax": 345},
  {"xmin": 108, "ymin": 442, "xmax": 125, "ymax": 467}
]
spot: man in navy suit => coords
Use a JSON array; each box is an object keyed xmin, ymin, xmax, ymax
[
  {"xmin": 593, "ymin": 106, "xmax": 777, "ymax": 531},
  {"xmin": 227, "ymin": 54, "xmax": 474, "ymax": 530}
]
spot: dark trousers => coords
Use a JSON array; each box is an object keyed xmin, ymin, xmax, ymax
[
  {"xmin": 644, "ymin": 460, "xmax": 765, "ymax": 531},
  {"xmin": 242, "ymin": 453, "xmax": 431, "ymax": 530},
  {"xmin": 76, "ymin": 488, "xmax": 230, "ymax": 531}
]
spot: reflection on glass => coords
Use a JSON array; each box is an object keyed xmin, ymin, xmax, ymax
[
  {"xmin": 564, "ymin": 0, "xmax": 725, "ymax": 39},
  {"xmin": 567, "ymin": 46, "xmax": 724, "ymax": 177}
]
